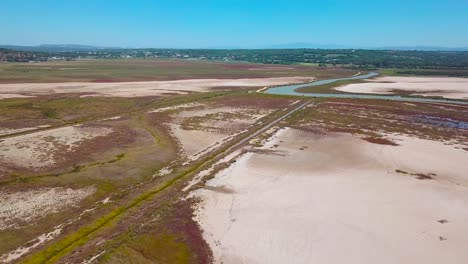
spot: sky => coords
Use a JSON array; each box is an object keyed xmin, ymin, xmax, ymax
[{"xmin": 2, "ymin": 0, "xmax": 468, "ymax": 48}]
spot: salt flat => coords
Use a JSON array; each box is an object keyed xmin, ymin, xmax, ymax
[
  {"xmin": 193, "ymin": 128, "xmax": 468, "ymax": 264},
  {"xmin": 0, "ymin": 77, "xmax": 314, "ymax": 98},
  {"xmin": 0, "ymin": 187, "xmax": 95, "ymax": 230},
  {"xmin": 0, "ymin": 125, "xmax": 112, "ymax": 170},
  {"xmin": 158, "ymin": 103, "xmax": 271, "ymax": 161},
  {"xmin": 335, "ymin": 76, "xmax": 468, "ymax": 99}
]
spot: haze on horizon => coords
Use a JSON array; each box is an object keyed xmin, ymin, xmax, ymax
[{"xmin": 2, "ymin": 0, "xmax": 468, "ymax": 49}]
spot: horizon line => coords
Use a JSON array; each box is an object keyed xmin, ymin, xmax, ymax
[{"xmin": 1, "ymin": 43, "xmax": 468, "ymax": 52}]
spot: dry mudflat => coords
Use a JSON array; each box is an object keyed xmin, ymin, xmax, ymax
[
  {"xmin": 1, "ymin": 70, "xmax": 466, "ymax": 263},
  {"xmin": 0, "ymin": 125, "xmax": 113, "ymax": 171},
  {"xmin": 0, "ymin": 106, "xmax": 176, "ymax": 262},
  {"xmin": 0, "ymin": 77, "xmax": 314, "ymax": 99},
  {"xmin": 335, "ymin": 76, "xmax": 468, "ymax": 99},
  {"xmin": 148, "ymin": 96, "xmax": 291, "ymax": 163},
  {"xmin": 0, "ymin": 125, "xmax": 52, "ymax": 137},
  {"xmin": 0, "ymin": 186, "xmax": 96, "ymax": 231},
  {"xmin": 168, "ymin": 105, "xmax": 270, "ymax": 161},
  {"xmin": 193, "ymin": 127, "xmax": 468, "ymax": 264}
]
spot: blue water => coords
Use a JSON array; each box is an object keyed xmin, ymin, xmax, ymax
[
  {"xmin": 412, "ymin": 115, "xmax": 468, "ymax": 129},
  {"xmin": 264, "ymin": 72, "xmax": 468, "ymax": 105}
]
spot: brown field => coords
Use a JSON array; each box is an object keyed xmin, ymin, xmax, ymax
[{"xmin": 0, "ymin": 59, "xmax": 355, "ymax": 83}]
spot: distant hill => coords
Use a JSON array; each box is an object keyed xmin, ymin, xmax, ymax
[
  {"xmin": 265, "ymin": 43, "xmax": 349, "ymax": 49},
  {"xmin": 265, "ymin": 43, "xmax": 468, "ymax": 51},
  {"xmin": 0, "ymin": 44, "xmax": 120, "ymax": 52},
  {"xmin": 377, "ymin": 46, "xmax": 468, "ymax": 51},
  {"xmin": 1, "ymin": 43, "xmax": 467, "ymax": 52}
]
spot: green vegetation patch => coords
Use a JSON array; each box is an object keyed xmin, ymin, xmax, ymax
[
  {"xmin": 103, "ymin": 234, "xmax": 191, "ymax": 264},
  {"xmin": 295, "ymin": 79, "xmax": 366, "ymax": 94},
  {"xmin": 382, "ymin": 68, "xmax": 468, "ymax": 77}
]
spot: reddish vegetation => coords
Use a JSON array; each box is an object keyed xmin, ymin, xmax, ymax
[
  {"xmin": 208, "ymin": 86, "xmax": 256, "ymax": 91},
  {"xmin": 168, "ymin": 199, "xmax": 213, "ymax": 264},
  {"xmin": 213, "ymin": 95, "xmax": 293, "ymax": 109},
  {"xmin": 323, "ymin": 101, "xmax": 468, "ymax": 122},
  {"xmin": 91, "ymin": 77, "xmax": 159, "ymax": 83},
  {"xmin": 221, "ymin": 64, "xmax": 271, "ymax": 70},
  {"xmin": 221, "ymin": 64, "xmax": 293, "ymax": 70},
  {"xmin": 395, "ymin": 169, "xmax": 435, "ymax": 180},
  {"xmin": 0, "ymin": 119, "xmax": 61, "ymax": 131},
  {"xmin": 0, "ymin": 125, "xmax": 136, "ymax": 181},
  {"xmin": 91, "ymin": 79, "xmax": 123, "ymax": 83},
  {"xmin": 61, "ymin": 125, "xmax": 135, "ymax": 165},
  {"xmin": 296, "ymin": 99, "xmax": 468, "ymax": 145},
  {"xmin": 0, "ymin": 59, "xmax": 358, "ymax": 83},
  {"xmin": 414, "ymin": 173, "xmax": 433, "ymax": 180}
]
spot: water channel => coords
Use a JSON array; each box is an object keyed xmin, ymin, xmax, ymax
[{"xmin": 264, "ymin": 72, "xmax": 468, "ymax": 105}]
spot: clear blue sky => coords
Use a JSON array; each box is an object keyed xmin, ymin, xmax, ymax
[{"xmin": 2, "ymin": 0, "xmax": 468, "ymax": 48}]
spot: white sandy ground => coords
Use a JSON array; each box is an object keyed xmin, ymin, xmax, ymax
[
  {"xmin": 0, "ymin": 125, "xmax": 112, "ymax": 169},
  {"xmin": 335, "ymin": 76, "xmax": 468, "ymax": 99},
  {"xmin": 99, "ymin": 116, "xmax": 121, "ymax": 121},
  {"xmin": 0, "ymin": 187, "xmax": 96, "ymax": 230},
  {"xmin": 0, "ymin": 94, "xmax": 34, "ymax": 99},
  {"xmin": 81, "ymin": 250, "xmax": 106, "ymax": 264},
  {"xmin": 163, "ymin": 104, "xmax": 270, "ymax": 161},
  {"xmin": 192, "ymin": 128, "xmax": 468, "ymax": 264},
  {"xmin": 0, "ymin": 77, "xmax": 314, "ymax": 99},
  {"xmin": 147, "ymin": 102, "xmax": 204, "ymax": 114},
  {"xmin": 183, "ymin": 148, "xmax": 245, "ymax": 192},
  {"xmin": 0, "ymin": 125, "xmax": 51, "ymax": 137},
  {"xmin": 0, "ymin": 195, "xmax": 110, "ymax": 263},
  {"xmin": 169, "ymin": 124, "xmax": 227, "ymax": 159}
]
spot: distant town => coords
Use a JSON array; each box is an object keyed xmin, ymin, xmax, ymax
[{"xmin": 1, "ymin": 45, "xmax": 468, "ymax": 70}]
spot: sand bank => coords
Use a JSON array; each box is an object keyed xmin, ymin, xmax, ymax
[
  {"xmin": 335, "ymin": 76, "xmax": 468, "ymax": 99},
  {"xmin": 0, "ymin": 77, "xmax": 314, "ymax": 98}
]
